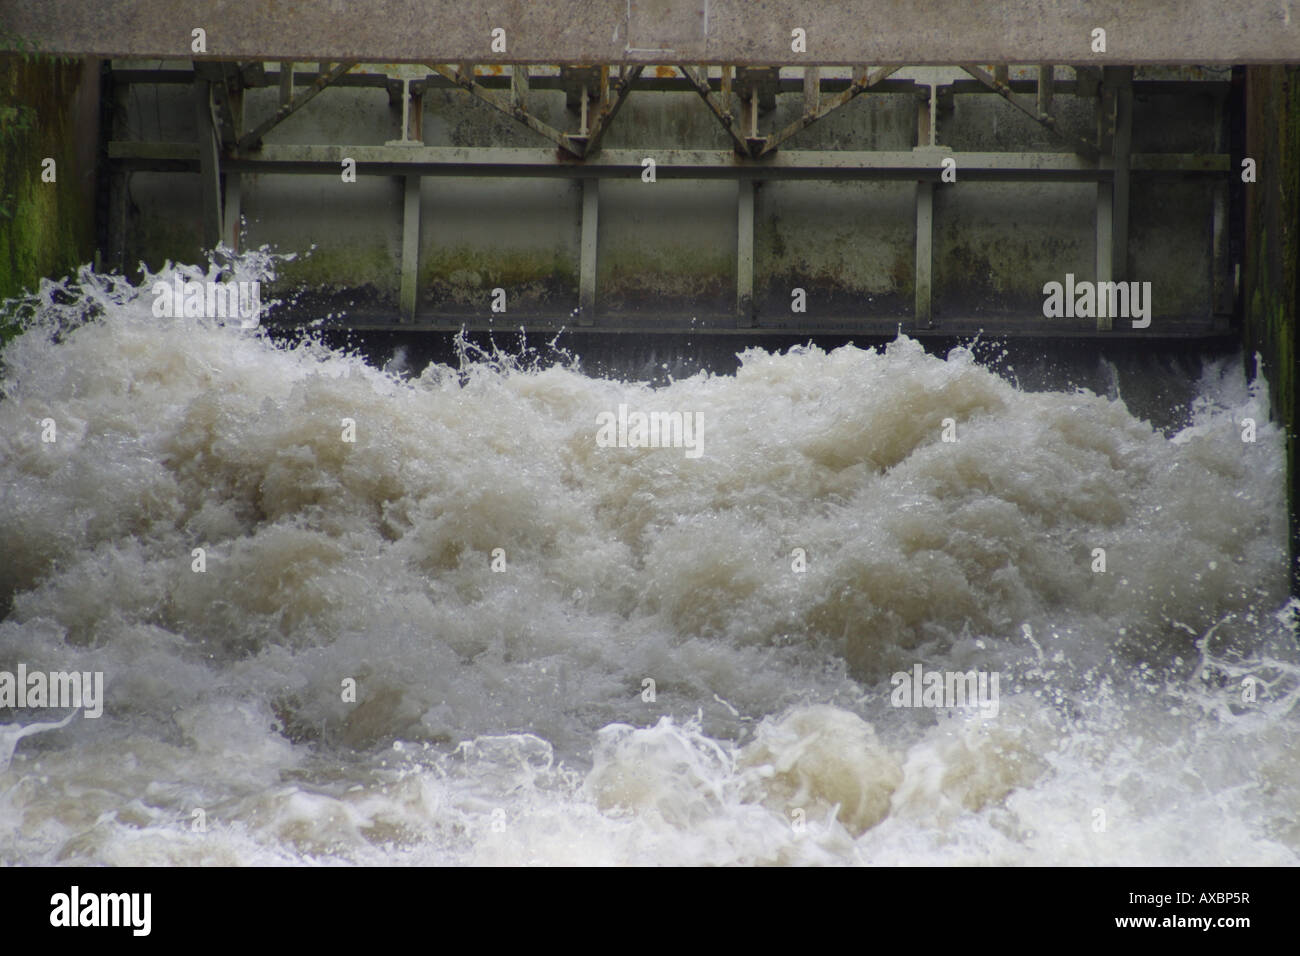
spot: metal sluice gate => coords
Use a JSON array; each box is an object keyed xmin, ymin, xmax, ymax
[{"xmin": 103, "ymin": 61, "xmax": 1239, "ymax": 339}]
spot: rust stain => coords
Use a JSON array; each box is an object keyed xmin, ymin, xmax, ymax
[{"xmin": 655, "ymin": 66, "xmax": 675, "ymax": 78}]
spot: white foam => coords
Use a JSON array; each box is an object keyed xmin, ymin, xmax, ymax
[{"xmin": 0, "ymin": 257, "xmax": 1295, "ymax": 865}]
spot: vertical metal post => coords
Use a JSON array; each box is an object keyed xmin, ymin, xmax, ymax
[
  {"xmin": 1094, "ymin": 69, "xmax": 1119, "ymax": 331},
  {"xmin": 223, "ymin": 171, "xmax": 241, "ymax": 251},
  {"xmin": 1095, "ymin": 181, "xmax": 1114, "ymax": 331},
  {"xmin": 107, "ymin": 81, "xmax": 129, "ymax": 272},
  {"xmin": 916, "ymin": 183, "xmax": 934, "ymax": 329},
  {"xmin": 737, "ymin": 178, "xmax": 755, "ymax": 326},
  {"xmin": 511, "ymin": 65, "xmax": 529, "ymax": 111},
  {"xmin": 915, "ymin": 88, "xmax": 934, "ymax": 328},
  {"xmin": 1037, "ymin": 64, "xmax": 1053, "ymax": 116},
  {"xmin": 803, "ymin": 66, "xmax": 820, "ymax": 115},
  {"xmin": 1211, "ymin": 92, "xmax": 1232, "ymax": 322},
  {"xmin": 279, "ymin": 61, "xmax": 293, "ymax": 106},
  {"xmin": 1112, "ymin": 66, "xmax": 1133, "ymax": 283},
  {"xmin": 579, "ymin": 178, "xmax": 599, "ymax": 325},
  {"xmin": 193, "ymin": 78, "xmax": 222, "ymax": 250},
  {"xmin": 399, "ymin": 175, "xmax": 420, "ymax": 322},
  {"xmin": 223, "ymin": 87, "xmax": 243, "ymax": 250}
]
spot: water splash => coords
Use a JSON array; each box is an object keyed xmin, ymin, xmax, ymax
[{"xmin": 0, "ymin": 255, "xmax": 1295, "ymax": 865}]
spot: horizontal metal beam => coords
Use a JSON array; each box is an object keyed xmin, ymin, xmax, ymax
[
  {"xmin": 12, "ymin": 2, "xmax": 1300, "ymax": 64},
  {"xmin": 264, "ymin": 315, "xmax": 1231, "ymax": 340},
  {"xmin": 110, "ymin": 66, "xmax": 926, "ymax": 96},
  {"xmin": 109, "ymin": 67, "xmax": 1228, "ymax": 100},
  {"xmin": 109, "ymin": 141, "xmax": 1231, "ymax": 180}
]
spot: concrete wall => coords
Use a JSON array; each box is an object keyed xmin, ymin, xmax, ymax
[{"xmin": 7, "ymin": 1, "xmax": 1300, "ymax": 65}]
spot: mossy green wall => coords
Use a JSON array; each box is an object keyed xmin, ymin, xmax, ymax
[
  {"xmin": 1243, "ymin": 66, "xmax": 1300, "ymax": 593},
  {"xmin": 0, "ymin": 54, "xmax": 97, "ymax": 308}
]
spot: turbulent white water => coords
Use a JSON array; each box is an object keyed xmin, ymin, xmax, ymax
[{"xmin": 1, "ymin": 259, "xmax": 1297, "ymax": 866}]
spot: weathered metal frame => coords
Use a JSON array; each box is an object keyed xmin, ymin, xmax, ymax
[
  {"xmin": 109, "ymin": 60, "xmax": 1234, "ymax": 337},
  {"xmin": 677, "ymin": 65, "xmax": 754, "ymax": 156},
  {"xmin": 575, "ymin": 65, "xmax": 643, "ymax": 156},
  {"xmin": 237, "ymin": 60, "xmax": 359, "ymax": 150},
  {"xmin": 427, "ymin": 63, "xmax": 580, "ymax": 155},
  {"xmin": 959, "ymin": 64, "xmax": 1099, "ymax": 157},
  {"xmin": 758, "ymin": 65, "xmax": 902, "ymax": 156}
]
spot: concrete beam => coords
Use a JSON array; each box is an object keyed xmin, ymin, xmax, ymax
[{"xmin": 7, "ymin": 1, "xmax": 1300, "ymax": 64}]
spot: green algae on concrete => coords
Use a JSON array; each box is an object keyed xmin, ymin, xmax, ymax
[
  {"xmin": 0, "ymin": 53, "xmax": 96, "ymax": 343},
  {"xmin": 419, "ymin": 246, "xmax": 577, "ymax": 312},
  {"xmin": 273, "ymin": 245, "xmax": 399, "ymax": 295}
]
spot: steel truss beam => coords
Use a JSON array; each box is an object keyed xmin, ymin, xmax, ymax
[
  {"xmin": 759, "ymin": 65, "xmax": 903, "ymax": 156},
  {"xmin": 573, "ymin": 66, "xmax": 643, "ymax": 156},
  {"xmin": 428, "ymin": 63, "xmax": 581, "ymax": 156},
  {"xmin": 237, "ymin": 60, "xmax": 359, "ymax": 150},
  {"xmin": 677, "ymin": 65, "xmax": 754, "ymax": 156},
  {"xmin": 959, "ymin": 64, "xmax": 1099, "ymax": 157}
]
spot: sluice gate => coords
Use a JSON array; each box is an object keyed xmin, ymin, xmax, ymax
[{"xmin": 102, "ymin": 61, "xmax": 1235, "ymax": 339}]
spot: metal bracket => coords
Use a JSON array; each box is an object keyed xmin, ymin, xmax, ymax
[
  {"xmin": 677, "ymin": 65, "xmax": 754, "ymax": 157},
  {"xmin": 960, "ymin": 63, "xmax": 1099, "ymax": 158},
  {"xmin": 237, "ymin": 60, "xmax": 359, "ymax": 151},
  {"xmin": 759, "ymin": 65, "xmax": 901, "ymax": 156},
  {"xmin": 574, "ymin": 65, "xmax": 642, "ymax": 157},
  {"xmin": 429, "ymin": 63, "xmax": 581, "ymax": 156}
]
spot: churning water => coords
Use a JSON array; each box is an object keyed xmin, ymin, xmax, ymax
[{"xmin": 1, "ymin": 257, "xmax": 1296, "ymax": 865}]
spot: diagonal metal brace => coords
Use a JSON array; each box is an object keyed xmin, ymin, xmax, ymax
[
  {"xmin": 576, "ymin": 65, "xmax": 642, "ymax": 157},
  {"xmin": 677, "ymin": 65, "xmax": 755, "ymax": 157},
  {"xmin": 758, "ymin": 65, "xmax": 901, "ymax": 156},
  {"xmin": 428, "ymin": 63, "xmax": 582, "ymax": 156},
  {"xmin": 237, "ymin": 60, "xmax": 358, "ymax": 151},
  {"xmin": 960, "ymin": 64, "xmax": 1099, "ymax": 158}
]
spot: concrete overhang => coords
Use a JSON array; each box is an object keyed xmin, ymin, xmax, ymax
[{"xmin": 3, "ymin": 0, "xmax": 1300, "ymax": 65}]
